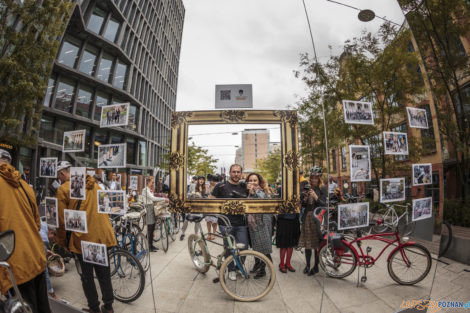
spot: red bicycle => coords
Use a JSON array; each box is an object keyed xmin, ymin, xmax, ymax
[{"xmin": 318, "ymin": 230, "xmax": 432, "ymax": 285}]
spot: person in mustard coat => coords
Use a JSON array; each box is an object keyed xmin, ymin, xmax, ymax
[
  {"xmin": 56, "ymin": 162, "xmax": 117, "ymax": 313},
  {"xmin": 0, "ymin": 149, "xmax": 51, "ymax": 313}
]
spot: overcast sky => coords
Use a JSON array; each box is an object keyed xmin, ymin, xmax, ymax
[{"xmin": 175, "ymin": 0, "xmax": 406, "ymax": 173}]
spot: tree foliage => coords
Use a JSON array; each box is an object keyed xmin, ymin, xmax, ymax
[
  {"xmin": 0, "ymin": 0, "xmax": 73, "ymax": 147},
  {"xmin": 187, "ymin": 143, "xmax": 218, "ymax": 176},
  {"xmin": 399, "ymin": 0, "xmax": 470, "ymax": 198},
  {"xmin": 296, "ymin": 23, "xmax": 425, "ymax": 183},
  {"xmin": 256, "ymin": 149, "xmax": 281, "ymax": 185}
]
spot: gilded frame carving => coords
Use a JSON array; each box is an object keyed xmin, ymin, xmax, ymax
[{"xmin": 169, "ymin": 110, "xmax": 300, "ymax": 214}]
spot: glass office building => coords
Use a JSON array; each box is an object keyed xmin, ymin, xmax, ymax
[{"xmin": 30, "ymin": 0, "xmax": 184, "ymax": 183}]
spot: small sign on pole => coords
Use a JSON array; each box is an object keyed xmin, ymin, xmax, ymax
[{"xmin": 215, "ymin": 84, "xmax": 253, "ymax": 108}]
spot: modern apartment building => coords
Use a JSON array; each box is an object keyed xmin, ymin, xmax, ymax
[
  {"xmin": 237, "ymin": 128, "xmax": 270, "ymax": 173},
  {"xmin": 20, "ymin": 0, "xmax": 185, "ymax": 188}
]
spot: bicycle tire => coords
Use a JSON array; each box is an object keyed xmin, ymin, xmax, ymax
[
  {"xmin": 371, "ymin": 207, "xmax": 392, "ymax": 233},
  {"xmin": 318, "ymin": 241, "xmax": 357, "ymax": 279},
  {"xmin": 438, "ymin": 220, "xmax": 453, "ymax": 258},
  {"xmin": 168, "ymin": 218, "xmax": 176, "ymax": 242},
  {"xmin": 387, "ymin": 243, "xmax": 431, "ymax": 285},
  {"xmin": 108, "ymin": 248, "xmax": 145, "ymax": 303},
  {"xmin": 397, "ymin": 214, "xmax": 415, "ymax": 236},
  {"xmin": 219, "ymin": 250, "xmax": 275, "ymax": 302},
  {"xmin": 161, "ymin": 220, "xmax": 169, "ymax": 252},
  {"xmin": 134, "ymin": 232, "xmax": 150, "ymax": 272},
  {"xmin": 153, "ymin": 220, "xmax": 161, "ymax": 243},
  {"xmin": 187, "ymin": 234, "xmax": 210, "ymax": 273}
]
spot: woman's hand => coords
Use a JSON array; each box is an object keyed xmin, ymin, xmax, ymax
[
  {"xmin": 247, "ymin": 182, "xmax": 255, "ymax": 194},
  {"xmin": 308, "ymin": 189, "xmax": 319, "ymax": 201}
]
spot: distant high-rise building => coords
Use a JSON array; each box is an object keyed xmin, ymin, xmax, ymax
[{"xmin": 238, "ymin": 128, "xmax": 269, "ymax": 173}]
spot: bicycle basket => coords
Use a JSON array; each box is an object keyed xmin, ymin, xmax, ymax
[
  {"xmin": 47, "ymin": 254, "xmax": 65, "ymax": 277},
  {"xmin": 329, "ymin": 233, "xmax": 350, "ymax": 254}
]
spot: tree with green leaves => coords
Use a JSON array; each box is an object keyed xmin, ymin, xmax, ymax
[
  {"xmin": 296, "ymin": 22, "xmax": 425, "ymax": 184},
  {"xmin": 255, "ymin": 149, "xmax": 281, "ymax": 185},
  {"xmin": 399, "ymin": 0, "xmax": 470, "ymax": 199},
  {"xmin": 0, "ymin": 0, "xmax": 73, "ymax": 147}
]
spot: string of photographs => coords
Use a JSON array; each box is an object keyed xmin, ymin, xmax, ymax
[{"xmin": 337, "ymin": 100, "xmax": 433, "ymax": 230}]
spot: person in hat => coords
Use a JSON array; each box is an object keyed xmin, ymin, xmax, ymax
[
  {"xmin": 0, "ymin": 149, "xmax": 51, "ymax": 312},
  {"xmin": 298, "ymin": 166, "xmax": 326, "ymax": 276}
]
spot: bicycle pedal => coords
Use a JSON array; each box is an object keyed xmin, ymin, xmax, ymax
[
  {"xmin": 212, "ymin": 277, "xmax": 220, "ymax": 283},
  {"xmin": 361, "ymin": 276, "xmax": 367, "ymax": 283}
]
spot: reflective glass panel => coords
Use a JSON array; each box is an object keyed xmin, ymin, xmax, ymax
[
  {"xmin": 94, "ymin": 92, "xmax": 109, "ymax": 121},
  {"xmin": 97, "ymin": 53, "xmax": 113, "ymax": 83},
  {"xmin": 39, "ymin": 115, "xmax": 54, "ymax": 142},
  {"xmin": 103, "ymin": 18, "xmax": 120, "ymax": 42},
  {"xmin": 43, "ymin": 78, "xmax": 55, "ymax": 107},
  {"xmin": 78, "ymin": 49, "xmax": 97, "ymax": 76},
  {"xmin": 57, "ymin": 40, "xmax": 80, "ymax": 68},
  {"xmin": 87, "ymin": 7, "xmax": 106, "ymax": 34},
  {"xmin": 54, "ymin": 79, "xmax": 75, "ymax": 113},
  {"xmin": 139, "ymin": 140, "xmax": 146, "ymax": 166},
  {"xmin": 76, "ymin": 87, "xmax": 93, "ymax": 118},
  {"xmin": 113, "ymin": 61, "xmax": 127, "ymax": 89}
]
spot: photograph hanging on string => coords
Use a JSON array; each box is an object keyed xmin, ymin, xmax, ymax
[
  {"xmin": 64, "ymin": 209, "xmax": 87, "ymax": 233},
  {"xmin": 383, "ymin": 131, "xmax": 409, "ymax": 155},
  {"xmin": 97, "ymin": 143, "xmax": 127, "ymax": 168},
  {"xmin": 63, "ymin": 129, "xmax": 86, "ymax": 153},
  {"xmin": 406, "ymin": 107, "xmax": 429, "ymax": 129},
  {"xmin": 70, "ymin": 167, "xmax": 86, "ymax": 200},
  {"xmin": 412, "ymin": 197, "xmax": 433, "ymax": 222},
  {"xmin": 97, "ymin": 190, "xmax": 127, "ymax": 215},
  {"xmin": 412, "ymin": 163, "xmax": 432, "ymax": 186},
  {"xmin": 338, "ymin": 202, "xmax": 370, "ymax": 230},
  {"xmin": 349, "ymin": 145, "xmax": 371, "ymax": 182},
  {"xmin": 342, "ymin": 100, "xmax": 374, "ymax": 125},
  {"xmin": 81, "ymin": 241, "xmax": 108, "ymax": 267},
  {"xmin": 39, "ymin": 157, "xmax": 57, "ymax": 178},
  {"xmin": 99, "ymin": 103, "xmax": 130, "ymax": 128},
  {"xmin": 129, "ymin": 175, "xmax": 138, "ymax": 190},
  {"xmin": 45, "ymin": 197, "xmax": 58, "ymax": 228},
  {"xmin": 380, "ymin": 178, "xmax": 406, "ymax": 203}
]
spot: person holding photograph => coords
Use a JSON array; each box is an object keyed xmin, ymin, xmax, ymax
[
  {"xmin": 56, "ymin": 165, "xmax": 117, "ymax": 313},
  {"xmin": 299, "ymin": 166, "xmax": 326, "ymax": 276},
  {"xmin": 0, "ymin": 149, "xmax": 52, "ymax": 313},
  {"xmin": 245, "ymin": 172, "xmax": 273, "ymax": 279},
  {"xmin": 142, "ymin": 176, "xmax": 168, "ymax": 252}
]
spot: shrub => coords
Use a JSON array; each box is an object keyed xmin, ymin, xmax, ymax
[{"xmin": 443, "ymin": 198, "xmax": 470, "ymax": 227}]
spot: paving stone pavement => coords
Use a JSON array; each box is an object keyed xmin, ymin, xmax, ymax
[{"xmin": 50, "ymin": 233, "xmax": 470, "ymax": 313}]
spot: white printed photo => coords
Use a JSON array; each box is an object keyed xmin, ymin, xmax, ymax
[
  {"xmin": 338, "ymin": 202, "xmax": 370, "ymax": 230},
  {"xmin": 342, "ymin": 100, "xmax": 374, "ymax": 125},
  {"xmin": 407, "ymin": 107, "xmax": 428, "ymax": 129},
  {"xmin": 97, "ymin": 190, "xmax": 126, "ymax": 215},
  {"xmin": 412, "ymin": 197, "xmax": 433, "ymax": 222},
  {"xmin": 63, "ymin": 129, "xmax": 86, "ymax": 153},
  {"xmin": 380, "ymin": 178, "xmax": 406, "ymax": 203},
  {"xmin": 70, "ymin": 167, "xmax": 86, "ymax": 200},
  {"xmin": 349, "ymin": 145, "xmax": 371, "ymax": 182},
  {"xmin": 81, "ymin": 241, "xmax": 108, "ymax": 267},
  {"xmin": 64, "ymin": 209, "xmax": 87, "ymax": 233},
  {"xmin": 383, "ymin": 131, "xmax": 409, "ymax": 155}
]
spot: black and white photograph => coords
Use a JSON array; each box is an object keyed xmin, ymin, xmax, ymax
[
  {"xmin": 338, "ymin": 202, "xmax": 370, "ymax": 230},
  {"xmin": 64, "ymin": 209, "xmax": 87, "ymax": 233},
  {"xmin": 100, "ymin": 103, "xmax": 130, "ymax": 128},
  {"xmin": 97, "ymin": 190, "xmax": 126, "ymax": 215},
  {"xmin": 383, "ymin": 131, "xmax": 409, "ymax": 155},
  {"xmin": 380, "ymin": 178, "xmax": 406, "ymax": 203},
  {"xmin": 45, "ymin": 197, "xmax": 58, "ymax": 228},
  {"xmin": 70, "ymin": 167, "xmax": 86, "ymax": 200},
  {"xmin": 81, "ymin": 241, "xmax": 108, "ymax": 267},
  {"xmin": 98, "ymin": 143, "xmax": 126, "ymax": 168},
  {"xmin": 412, "ymin": 163, "xmax": 432, "ymax": 186},
  {"xmin": 129, "ymin": 175, "xmax": 138, "ymax": 190},
  {"xmin": 342, "ymin": 100, "xmax": 374, "ymax": 125},
  {"xmin": 349, "ymin": 145, "xmax": 371, "ymax": 182},
  {"xmin": 63, "ymin": 129, "xmax": 86, "ymax": 153},
  {"xmin": 412, "ymin": 197, "xmax": 433, "ymax": 222},
  {"xmin": 406, "ymin": 107, "xmax": 429, "ymax": 129},
  {"xmin": 39, "ymin": 157, "xmax": 57, "ymax": 178}
]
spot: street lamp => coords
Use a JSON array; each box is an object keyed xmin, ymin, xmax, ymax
[{"xmin": 326, "ymin": 0, "xmax": 401, "ymax": 26}]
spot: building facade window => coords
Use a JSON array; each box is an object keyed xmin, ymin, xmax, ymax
[
  {"xmin": 39, "ymin": 115, "xmax": 54, "ymax": 142},
  {"xmin": 57, "ymin": 40, "xmax": 80, "ymax": 68},
  {"xmin": 54, "ymin": 78, "xmax": 75, "ymax": 113},
  {"xmin": 94, "ymin": 92, "xmax": 109, "ymax": 121},
  {"xmin": 54, "ymin": 119, "xmax": 73, "ymax": 145},
  {"xmin": 78, "ymin": 46, "xmax": 98, "ymax": 76},
  {"xmin": 420, "ymin": 104, "xmax": 436, "ymax": 153},
  {"xmin": 139, "ymin": 140, "xmax": 147, "ymax": 166},
  {"xmin": 97, "ymin": 53, "xmax": 113, "ymax": 83},
  {"xmin": 76, "ymin": 86, "xmax": 93, "ymax": 118},
  {"xmin": 87, "ymin": 7, "xmax": 106, "ymax": 34},
  {"xmin": 127, "ymin": 137, "xmax": 136, "ymax": 164},
  {"xmin": 93, "ymin": 130, "xmax": 108, "ymax": 159},
  {"xmin": 103, "ymin": 17, "xmax": 120, "ymax": 42},
  {"xmin": 113, "ymin": 61, "xmax": 127, "ymax": 89},
  {"xmin": 43, "ymin": 78, "xmax": 55, "ymax": 107}
]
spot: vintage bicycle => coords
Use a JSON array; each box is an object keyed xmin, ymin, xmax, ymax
[
  {"xmin": 318, "ymin": 228, "xmax": 432, "ymax": 285},
  {"xmin": 186, "ymin": 214, "xmax": 276, "ymax": 302}
]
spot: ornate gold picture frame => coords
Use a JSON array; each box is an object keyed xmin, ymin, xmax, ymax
[{"xmin": 169, "ymin": 110, "xmax": 299, "ymax": 214}]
